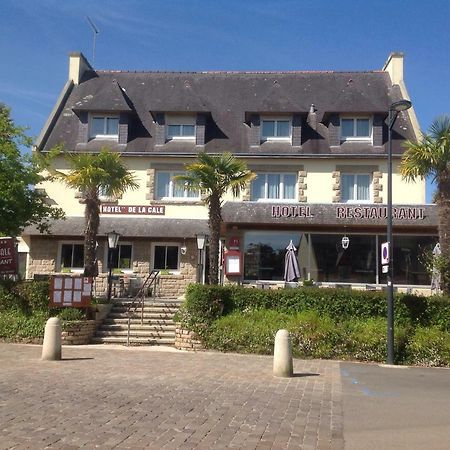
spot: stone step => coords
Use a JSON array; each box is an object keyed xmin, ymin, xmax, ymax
[
  {"xmin": 96, "ymin": 329, "xmax": 175, "ymax": 338},
  {"xmin": 112, "ymin": 299, "xmax": 183, "ymax": 306},
  {"xmin": 108, "ymin": 312, "xmax": 177, "ymax": 320},
  {"xmin": 98, "ymin": 324, "xmax": 176, "ymax": 332},
  {"xmin": 91, "ymin": 336, "xmax": 175, "ymax": 345},
  {"xmin": 111, "ymin": 306, "xmax": 180, "ymax": 314},
  {"xmin": 103, "ymin": 318, "xmax": 175, "ymax": 325}
]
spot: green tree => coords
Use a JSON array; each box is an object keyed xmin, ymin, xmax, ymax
[
  {"xmin": 51, "ymin": 150, "xmax": 138, "ymax": 276},
  {"xmin": 175, "ymin": 152, "xmax": 255, "ymax": 285},
  {"xmin": 400, "ymin": 114, "xmax": 450, "ymax": 293},
  {"xmin": 0, "ymin": 105, "xmax": 64, "ymax": 237}
]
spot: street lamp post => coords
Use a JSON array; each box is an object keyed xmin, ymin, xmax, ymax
[
  {"xmin": 386, "ymin": 99, "xmax": 412, "ymax": 365},
  {"xmin": 196, "ymin": 234, "xmax": 207, "ymax": 284},
  {"xmin": 106, "ymin": 230, "xmax": 121, "ymax": 303}
]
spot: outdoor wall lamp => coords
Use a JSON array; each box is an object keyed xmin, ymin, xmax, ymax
[
  {"xmin": 106, "ymin": 230, "xmax": 121, "ymax": 303},
  {"xmin": 341, "ymin": 235, "xmax": 349, "ymax": 250},
  {"xmin": 196, "ymin": 234, "xmax": 208, "ymax": 283},
  {"xmin": 386, "ymin": 99, "xmax": 412, "ymax": 365}
]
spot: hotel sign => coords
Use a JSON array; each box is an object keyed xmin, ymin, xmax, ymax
[
  {"xmin": 101, "ymin": 205, "xmax": 166, "ymax": 215},
  {"xmin": 0, "ymin": 238, "xmax": 17, "ymax": 274},
  {"xmin": 271, "ymin": 205, "xmax": 426, "ymax": 221}
]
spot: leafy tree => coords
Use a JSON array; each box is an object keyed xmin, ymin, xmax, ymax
[
  {"xmin": 0, "ymin": 105, "xmax": 64, "ymax": 237},
  {"xmin": 175, "ymin": 152, "xmax": 255, "ymax": 285},
  {"xmin": 50, "ymin": 149, "xmax": 138, "ymax": 276},
  {"xmin": 400, "ymin": 114, "xmax": 450, "ymax": 293}
]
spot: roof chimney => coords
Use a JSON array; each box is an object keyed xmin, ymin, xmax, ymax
[
  {"xmin": 307, "ymin": 104, "xmax": 318, "ymax": 130},
  {"xmin": 68, "ymin": 52, "xmax": 93, "ymax": 85},
  {"xmin": 382, "ymin": 52, "xmax": 404, "ymax": 85}
]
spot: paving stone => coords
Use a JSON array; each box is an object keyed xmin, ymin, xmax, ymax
[{"xmin": 0, "ymin": 343, "xmax": 343, "ymax": 449}]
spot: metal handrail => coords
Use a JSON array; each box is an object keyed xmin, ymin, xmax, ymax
[{"xmin": 126, "ymin": 270, "xmax": 160, "ymax": 346}]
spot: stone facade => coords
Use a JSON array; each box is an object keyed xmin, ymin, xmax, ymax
[
  {"xmin": 61, "ymin": 320, "xmax": 99, "ymax": 345},
  {"xmin": 174, "ymin": 325, "xmax": 205, "ymax": 351}
]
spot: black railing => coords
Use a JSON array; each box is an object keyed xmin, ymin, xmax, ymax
[{"xmin": 126, "ymin": 270, "xmax": 160, "ymax": 346}]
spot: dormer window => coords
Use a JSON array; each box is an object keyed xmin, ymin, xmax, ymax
[
  {"xmin": 166, "ymin": 115, "xmax": 196, "ymax": 140},
  {"xmin": 340, "ymin": 117, "xmax": 372, "ymax": 141},
  {"xmin": 90, "ymin": 115, "xmax": 119, "ymax": 139},
  {"xmin": 261, "ymin": 117, "xmax": 291, "ymax": 141}
]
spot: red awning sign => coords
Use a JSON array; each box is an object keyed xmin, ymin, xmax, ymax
[{"xmin": 0, "ymin": 238, "xmax": 17, "ymax": 274}]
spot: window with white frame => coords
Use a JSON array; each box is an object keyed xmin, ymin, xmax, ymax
[
  {"xmin": 166, "ymin": 115, "xmax": 196, "ymax": 140},
  {"xmin": 340, "ymin": 117, "xmax": 372, "ymax": 141},
  {"xmin": 341, "ymin": 174, "xmax": 371, "ymax": 202},
  {"xmin": 90, "ymin": 115, "xmax": 119, "ymax": 139},
  {"xmin": 109, "ymin": 244, "xmax": 132, "ymax": 270},
  {"xmin": 261, "ymin": 118, "xmax": 291, "ymax": 140},
  {"xmin": 153, "ymin": 244, "xmax": 180, "ymax": 271},
  {"xmin": 156, "ymin": 171, "xmax": 200, "ymax": 200},
  {"xmin": 251, "ymin": 173, "xmax": 297, "ymax": 201},
  {"xmin": 60, "ymin": 243, "xmax": 84, "ymax": 270}
]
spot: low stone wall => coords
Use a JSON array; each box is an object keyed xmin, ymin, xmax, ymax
[
  {"xmin": 174, "ymin": 325, "xmax": 205, "ymax": 351},
  {"xmin": 61, "ymin": 320, "xmax": 100, "ymax": 345}
]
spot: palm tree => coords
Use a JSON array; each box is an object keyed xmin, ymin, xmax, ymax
[
  {"xmin": 174, "ymin": 152, "xmax": 255, "ymax": 285},
  {"xmin": 52, "ymin": 149, "xmax": 138, "ymax": 276},
  {"xmin": 400, "ymin": 114, "xmax": 450, "ymax": 293}
]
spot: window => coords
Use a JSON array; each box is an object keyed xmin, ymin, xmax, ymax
[
  {"xmin": 167, "ymin": 124, "xmax": 195, "ymax": 139},
  {"xmin": 156, "ymin": 171, "xmax": 200, "ymax": 200},
  {"xmin": 153, "ymin": 244, "xmax": 179, "ymax": 271},
  {"xmin": 109, "ymin": 244, "xmax": 132, "ymax": 270},
  {"xmin": 341, "ymin": 174, "xmax": 371, "ymax": 202},
  {"xmin": 340, "ymin": 117, "xmax": 371, "ymax": 141},
  {"xmin": 261, "ymin": 119, "xmax": 291, "ymax": 140},
  {"xmin": 251, "ymin": 173, "xmax": 297, "ymax": 201},
  {"xmin": 90, "ymin": 116, "xmax": 119, "ymax": 139},
  {"xmin": 60, "ymin": 243, "xmax": 84, "ymax": 269}
]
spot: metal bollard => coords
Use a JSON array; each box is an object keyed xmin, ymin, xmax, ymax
[
  {"xmin": 42, "ymin": 317, "xmax": 62, "ymax": 361},
  {"xmin": 273, "ymin": 329, "xmax": 293, "ymax": 377}
]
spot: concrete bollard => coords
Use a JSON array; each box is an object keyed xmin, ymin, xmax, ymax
[
  {"xmin": 42, "ymin": 317, "xmax": 62, "ymax": 361},
  {"xmin": 273, "ymin": 329, "xmax": 293, "ymax": 377}
]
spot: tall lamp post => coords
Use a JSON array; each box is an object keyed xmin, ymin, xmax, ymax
[
  {"xmin": 106, "ymin": 230, "xmax": 121, "ymax": 303},
  {"xmin": 196, "ymin": 234, "xmax": 207, "ymax": 284},
  {"xmin": 386, "ymin": 99, "xmax": 412, "ymax": 365}
]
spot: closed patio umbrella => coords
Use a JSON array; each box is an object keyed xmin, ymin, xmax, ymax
[
  {"xmin": 284, "ymin": 240, "xmax": 300, "ymax": 282},
  {"xmin": 431, "ymin": 242, "xmax": 441, "ymax": 293}
]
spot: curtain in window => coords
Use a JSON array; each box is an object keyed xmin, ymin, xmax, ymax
[
  {"xmin": 283, "ymin": 174, "xmax": 296, "ymax": 199},
  {"xmin": 156, "ymin": 173, "xmax": 170, "ymax": 198},
  {"xmin": 251, "ymin": 175, "xmax": 265, "ymax": 200},
  {"xmin": 356, "ymin": 175, "xmax": 370, "ymax": 200},
  {"xmin": 267, "ymin": 174, "xmax": 280, "ymax": 199},
  {"xmin": 341, "ymin": 175, "xmax": 353, "ymax": 202}
]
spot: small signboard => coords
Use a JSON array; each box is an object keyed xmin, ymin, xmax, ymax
[
  {"xmin": 50, "ymin": 276, "xmax": 92, "ymax": 308},
  {"xmin": 381, "ymin": 242, "xmax": 389, "ymax": 265},
  {"xmin": 100, "ymin": 204, "xmax": 165, "ymax": 215},
  {"xmin": 224, "ymin": 251, "xmax": 242, "ymax": 276},
  {"xmin": 0, "ymin": 237, "xmax": 17, "ymax": 275}
]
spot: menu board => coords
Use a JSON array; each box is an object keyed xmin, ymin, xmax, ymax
[{"xmin": 50, "ymin": 276, "xmax": 92, "ymax": 308}]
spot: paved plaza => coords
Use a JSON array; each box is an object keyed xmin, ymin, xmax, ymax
[{"xmin": 0, "ymin": 344, "xmax": 343, "ymax": 449}]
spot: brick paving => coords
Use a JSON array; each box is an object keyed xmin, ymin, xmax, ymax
[{"xmin": 0, "ymin": 343, "xmax": 343, "ymax": 449}]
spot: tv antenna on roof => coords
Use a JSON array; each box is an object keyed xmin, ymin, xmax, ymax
[{"xmin": 86, "ymin": 16, "xmax": 99, "ymax": 66}]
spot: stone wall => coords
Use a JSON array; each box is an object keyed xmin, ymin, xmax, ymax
[
  {"xmin": 27, "ymin": 236, "xmax": 58, "ymax": 279},
  {"xmin": 174, "ymin": 325, "xmax": 205, "ymax": 351},
  {"xmin": 61, "ymin": 320, "xmax": 99, "ymax": 345}
]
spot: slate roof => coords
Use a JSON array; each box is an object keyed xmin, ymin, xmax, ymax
[
  {"xmin": 24, "ymin": 217, "xmax": 209, "ymax": 238},
  {"xmin": 39, "ymin": 69, "xmax": 415, "ymax": 156}
]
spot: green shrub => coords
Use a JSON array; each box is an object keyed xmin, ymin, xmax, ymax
[
  {"xmin": 0, "ymin": 309, "xmax": 49, "ymax": 339},
  {"xmin": 405, "ymin": 326, "xmax": 450, "ymax": 367},
  {"xmin": 57, "ymin": 308, "xmax": 85, "ymax": 322},
  {"xmin": 205, "ymin": 309, "xmax": 291, "ymax": 354},
  {"xmin": 0, "ymin": 280, "xmax": 50, "ymax": 312},
  {"xmin": 288, "ymin": 311, "xmax": 345, "ymax": 359}
]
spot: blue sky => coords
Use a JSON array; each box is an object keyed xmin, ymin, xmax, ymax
[{"xmin": 1, "ymin": 0, "xmax": 449, "ymax": 202}]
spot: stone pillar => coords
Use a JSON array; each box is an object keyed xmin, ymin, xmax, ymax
[
  {"xmin": 273, "ymin": 329, "xmax": 293, "ymax": 377},
  {"xmin": 42, "ymin": 317, "xmax": 62, "ymax": 361}
]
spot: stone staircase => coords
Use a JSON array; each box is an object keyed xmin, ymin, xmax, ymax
[{"xmin": 92, "ymin": 298, "xmax": 183, "ymax": 346}]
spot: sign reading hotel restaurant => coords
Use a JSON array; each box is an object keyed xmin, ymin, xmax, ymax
[
  {"xmin": 0, "ymin": 238, "xmax": 17, "ymax": 274},
  {"xmin": 271, "ymin": 205, "xmax": 425, "ymax": 221},
  {"xmin": 101, "ymin": 205, "xmax": 165, "ymax": 215}
]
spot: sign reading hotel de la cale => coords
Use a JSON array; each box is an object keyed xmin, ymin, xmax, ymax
[
  {"xmin": 0, "ymin": 238, "xmax": 17, "ymax": 274},
  {"xmin": 271, "ymin": 205, "xmax": 426, "ymax": 220},
  {"xmin": 100, "ymin": 205, "xmax": 165, "ymax": 215}
]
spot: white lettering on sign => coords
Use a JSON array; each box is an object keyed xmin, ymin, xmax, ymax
[
  {"xmin": 100, "ymin": 205, "xmax": 166, "ymax": 215},
  {"xmin": 271, "ymin": 205, "xmax": 314, "ymax": 218},
  {"xmin": 335, "ymin": 206, "xmax": 425, "ymax": 221}
]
